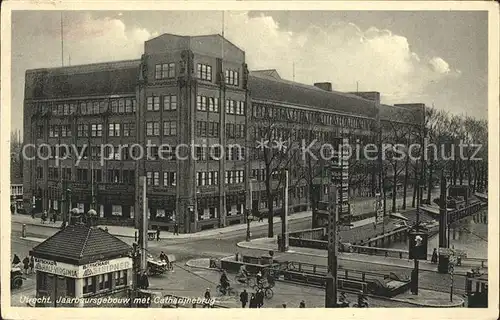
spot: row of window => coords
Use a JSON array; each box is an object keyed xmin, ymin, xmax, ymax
[
  {"xmin": 252, "ymin": 103, "xmax": 373, "ymax": 129},
  {"xmin": 44, "ymin": 167, "xmax": 135, "ymax": 184},
  {"xmin": 196, "ymin": 95, "xmax": 219, "ymax": 112},
  {"xmin": 146, "ymin": 121, "xmax": 177, "ymax": 136},
  {"xmin": 225, "ymin": 100, "xmax": 246, "ymax": 115},
  {"xmin": 146, "ymin": 171, "xmax": 177, "ymax": 186},
  {"xmin": 146, "ymin": 95, "xmax": 177, "ymax": 111},
  {"xmin": 196, "ymin": 121, "xmax": 219, "ymax": 137},
  {"xmin": 225, "ymin": 170, "xmax": 245, "ymax": 184},
  {"xmin": 155, "ymin": 63, "xmax": 176, "ymax": 80},
  {"xmin": 193, "ymin": 146, "xmax": 245, "ymax": 161},
  {"xmin": 82, "ymin": 270, "xmax": 127, "ymax": 295},
  {"xmin": 196, "ymin": 171, "xmax": 219, "ymax": 186},
  {"xmin": 43, "ymin": 98, "xmax": 137, "ymax": 117},
  {"xmin": 226, "ymin": 123, "xmax": 246, "ymax": 139}
]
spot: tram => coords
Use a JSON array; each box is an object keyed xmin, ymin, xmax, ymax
[{"xmin": 465, "ymin": 270, "xmax": 488, "ymax": 308}]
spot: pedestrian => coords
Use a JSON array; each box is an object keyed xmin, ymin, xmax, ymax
[
  {"xmin": 431, "ymin": 248, "xmax": 438, "ymax": 264},
  {"xmin": 31, "ymin": 208, "xmax": 35, "ymax": 219},
  {"xmin": 140, "ymin": 271, "xmax": 149, "ymax": 289},
  {"xmin": 11, "ymin": 204, "xmax": 15, "ymax": 214},
  {"xmin": 258, "ymin": 213, "xmax": 263, "ymax": 222},
  {"xmin": 156, "ymin": 227, "xmax": 160, "ymax": 241},
  {"xmin": 203, "ymin": 288, "xmax": 211, "ymax": 308},
  {"xmin": 299, "ymin": 300, "xmax": 305, "ymax": 308},
  {"xmin": 29, "ymin": 255, "xmax": 34, "ymax": 274},
  {"xmin": 104, "ymin": 226, "xmax": 109, "ymax": 232},
  {"xmin": 174, "ymin": 223, "xmax": 179, "ymax": 235},
  {"xmin": 52, "ymin": 212, "xmax": 57, "ymax": 223},
  {"xmin": 22, "ymin": 256, "xmax": 30, "ymax": 274},
  {"xmin": 282, "ymin": 303, "xmax": 287, "ymax": 308},
  {"xmin": 41, "ymin": 210, "xmax": 47, "ymax": 224},
  {"xmin": 256, "ymin": 289, "xmax": 264, "ymax": 308},
  {"xmin": 12, "ymin": 254, "xmax": 21, "ymax": 267},
  {"xmin": 249, "ymin": 293, "xmax": 257, "ymax": 308},
  {"xmin": 240, "ymin": 289, "xmax": 248, "ymax": 308}
]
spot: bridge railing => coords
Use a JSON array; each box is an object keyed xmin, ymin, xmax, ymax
[
  {"xmin": 348, "ymin": 245, "xmax": 487, "ymax": 268},
  {"xmin": 288, "ymin": 227, "xmax": 326, "ymax": 240}
]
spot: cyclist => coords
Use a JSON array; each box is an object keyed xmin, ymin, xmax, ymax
[
  {"xmin": 220, "ymin": 270, "xmax": 230, "ymax": 293},
  {"xmin": 255, "ymin": 271, "xmax": 264, "ymax": 287},
  {"xmin": 237, "ymin": 265, "xmax": 249, "ymax": 283}
]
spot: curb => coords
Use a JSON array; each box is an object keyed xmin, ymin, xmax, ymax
[
  {"xmin": 236, "ymin": 241, "xmax": 471, "ymax": 276},
  {"xmin": 185, "ymin": 259, "xmax": 214, "ymax": 271}
]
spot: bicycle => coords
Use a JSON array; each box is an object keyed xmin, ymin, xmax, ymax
[
  {"xmin": 216, "ymin": 284, "xmax": 236, "ymax": 296},
  {"xmin": 263, "ymin": 287, "xmax": 273, "ymax": 299},
  {"xmin": 235, "ymin": 275, "xmax": 255, "ymax": 287}
]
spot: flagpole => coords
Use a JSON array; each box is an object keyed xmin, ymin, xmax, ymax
[{"xmin": 61, "ymin": 12, "xmax": 64, "ymax": 67}]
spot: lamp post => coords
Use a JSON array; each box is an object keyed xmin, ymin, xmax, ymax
[{"xmin": 246, "ymin": 179, "xmax": 256, "ymax": 242}]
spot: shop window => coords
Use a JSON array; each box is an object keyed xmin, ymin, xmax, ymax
[
  {"xmin": 66, "ymin": 278, "xmax": 75, "ymax": 297},
  {"xmin": 83, "ymin": 276, "xmax": 95, "ymax": 294},
  {"xmin": 115, "ymin": 270, "xmax": 127, "ymax": 286}
]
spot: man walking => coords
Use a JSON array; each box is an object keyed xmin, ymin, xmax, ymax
[
  {"xmin": 156, "ymin": 227, "xmax": 161, "ymax": 241},
  {"xmin": 174, "ymin": 223, "xmax": 179, "ymax": 235},
  {"xmin": 239, "ymin": 289, "xmax": 248, "ymax": 308}
]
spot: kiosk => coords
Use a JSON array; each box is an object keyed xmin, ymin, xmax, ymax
[{"xmin": 30, "ymin": 223, "xmax": 133, "ymax": 307}]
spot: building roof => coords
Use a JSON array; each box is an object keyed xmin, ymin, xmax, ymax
[
  {"xmin": 250, "ymin": 69, "xmax": 282, "ymax": 80},
  {"xmin": 25, "ymin": 60, "xmax": 141, "ymax": 100},
  {"xmin": 31, "ymin": 224, "xmax": 132, "ymax": 265},
  {"xmin": 248, "ymin": 73, "xmax": 378, "ymax": 118}
]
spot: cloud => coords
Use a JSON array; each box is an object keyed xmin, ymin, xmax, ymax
[
  {"xmin": 12, "ymin": 12, "xmax": 465, "ymax": 133},
  {"xmin": 428, "ymin": 56, "xmax": 451, "ymax": 74}
]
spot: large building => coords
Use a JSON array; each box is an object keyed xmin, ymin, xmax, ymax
[{"xmin": 23, "ymin": 33, "xmax": 423, "ymax": 233}]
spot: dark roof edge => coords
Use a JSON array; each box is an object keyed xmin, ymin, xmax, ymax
[
  {"xmin": 26, "ymin": 59, "xmax": 141, "ymax": 75},
  {"xmin": 248, "ymin": 74, "xmax": 379, "ymax": 106}
]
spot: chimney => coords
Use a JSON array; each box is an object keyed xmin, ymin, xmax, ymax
[
  {"xmin": 314, "ymin": 82, "xmax": 332, "ymax": 92},
  {"xmin": 349, "ymin": 91, "xmax": 381, "ymax": 104}
]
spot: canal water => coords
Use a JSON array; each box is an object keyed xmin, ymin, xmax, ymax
[{"xmin": 387, "ymin": 209, "xmax": 488, "ymax": 259}]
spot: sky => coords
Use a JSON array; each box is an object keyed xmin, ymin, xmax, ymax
[{"xmin": 10, "ymin": 10, "xmax": 488, "ymax": 136}]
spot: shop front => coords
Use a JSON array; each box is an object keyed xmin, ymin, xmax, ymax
[{"xmin": 31, "ymin": 223, "xmax": 133, "ymax": 308}]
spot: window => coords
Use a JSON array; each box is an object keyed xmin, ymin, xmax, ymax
[
  {"xmin": 147, "ymin": 96, "xmax": 160, "ymax": 111},
  {"xmin": 37, "ymin": 125, "xmax": 43, "ymax": 138},
  {"xmin": 195, "ymin": 146, "xmax": 206, "ymax": 160},
  {"xmin": 208, "ymin": 97, "xmax": 219, "ymax": 112},
  {"xmin": 112, "ymin": 205, "xmax": 122, "ymax": 216},
  {"xmin": 147, "ymin": 172, "xmax": 152, "ymax": 185},
  {"xmin": 146, "ymin": 122, "xmax": 160, "ymax": 136},
  {"xmin": 196, "ymin": 96, "xmax": 207, "ymax": 111},
  {"xmin": 225, "ymin": 69, "xmax": 239, "ymax": 86},
  {"xmin": 91, "ymin": 124, "xmax": 102, "ymax": 137},
  {"xmin": 163, "ymin": 172, "xmax": 177, "ymax": 186},
  {"xmin": 163, "ymin": 95, "xmax": 177, "ymax": 111},
  {"xmin": 115, "ymin": 270, "xmax": 127, "ymax": 286},
  {"xmin": 155, "ymin": 63, "xmax": 176, "ymax": 79},
  {"xmin": 83, "ymin": 276, "xmax": 94, "ymax": 294},
  {"xmin": 153, "ymin": 172, "xmax": 160, "ymax": 186},
  {"xmin": 123, "ymin": 123, "xmax": 135, "ymax": 136},
  {"xmin": 196, "ymin": 121, "xmax": 208, "ymax": 137},
  {"xmin": 163, "ymin": 121, "xmax": 177, "ymax": 136},
  {"xmin": 108, "ymin": 123, "xmax": 120, "ymax": 137},
  {"xmin": 207, "ymin": 122, "xmax": 219, "ymax": 137},
  {"xmin": 125, "ymin": 99, "xmax": 133, "ymax": 113},
  {"xmin": 197, "ymin": 63, "xmax": 212, "ymax": 81}
]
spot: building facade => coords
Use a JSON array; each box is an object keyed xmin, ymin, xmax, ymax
[{"xmin": 23, "ymin": 33, "xmax": 423, "ymax": 233}]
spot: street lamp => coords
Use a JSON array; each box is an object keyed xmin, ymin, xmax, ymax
[{"xmin": 246, "ymin": 179, "xmax": 256, "ymax": 242}]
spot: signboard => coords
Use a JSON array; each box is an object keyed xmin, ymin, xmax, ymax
[
  {"xmin": 408, "ymin": 231, "xmax": 428, "ymax": 260},
  {"xmin": 34, "ymin": 257, "xmax": 133, "ymax": 278},
  {"xmin": 34, "ymin": 257, "xmax": 79, "ymax": 278},
  {"xmin": 81, "ymin": 257, "xmax": 132, "ymax": 277}
]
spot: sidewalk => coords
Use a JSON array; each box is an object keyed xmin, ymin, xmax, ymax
[
  {"xmin": 185, "ymin": 258, "xmax": 464, "ymax": 307},
  {"xmin": 11, "ymin": 211, "xmax": 312, "ymax": 239},
  {"xmin": 237, "ymin": 237, "xmax": 474, "ymax": 275}
]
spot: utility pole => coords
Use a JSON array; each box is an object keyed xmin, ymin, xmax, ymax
[
  {"xmin": 325, "ymin": 184, "xmax": 338, "ymax": 307},
  {"xmin": 280, "ymin": 169, "xmax": 289, "ymax": 252},
  {"xmin": 138, "ymin": 176, "xmax": 148, "ymax": 272},
  {"xmin": 438, "ymin": 172, "xmax": 449, "ymax": 273},
  {"xmin": 246, "ymin": 181, "xmax": 253, "ymax": 242}
]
